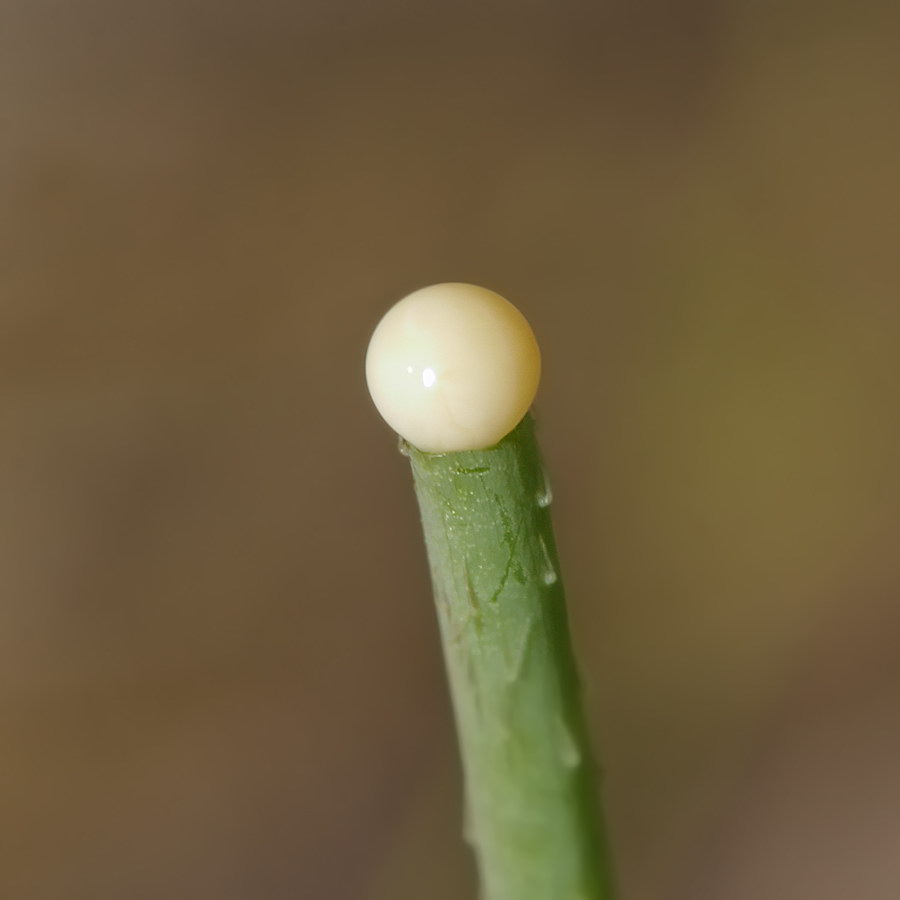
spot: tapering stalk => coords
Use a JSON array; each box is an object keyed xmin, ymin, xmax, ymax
[{"xmin": 406, "ymin": 414, "xmax": 616, "ymax": 900}]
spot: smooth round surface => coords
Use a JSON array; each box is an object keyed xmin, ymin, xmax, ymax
[{"xmin": 366, "ymin": 283, "xmax": 541, "ymax": 452}]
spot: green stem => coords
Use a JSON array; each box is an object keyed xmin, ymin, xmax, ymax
[{"xmin": 406, "ymin": 414, "xmax": 616, "ymax": 900}]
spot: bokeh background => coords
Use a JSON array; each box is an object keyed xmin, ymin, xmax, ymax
[{"xmin": 2, "ymin": 1, "xmax": 899, "ymax": 898}]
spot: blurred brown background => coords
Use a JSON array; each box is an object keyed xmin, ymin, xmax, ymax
[{"xmin": 2, "ymin": 1, "xmax": 899, "ymax": 898}]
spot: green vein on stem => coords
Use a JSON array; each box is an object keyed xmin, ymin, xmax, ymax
[{"xmin": 405, "ymin": 413, "xmax": 616, "ymax": 900}]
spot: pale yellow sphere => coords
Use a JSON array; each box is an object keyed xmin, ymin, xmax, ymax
[{"xmin": 365, "ymin": 283, "xmax": 541, "ymax": 453}]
